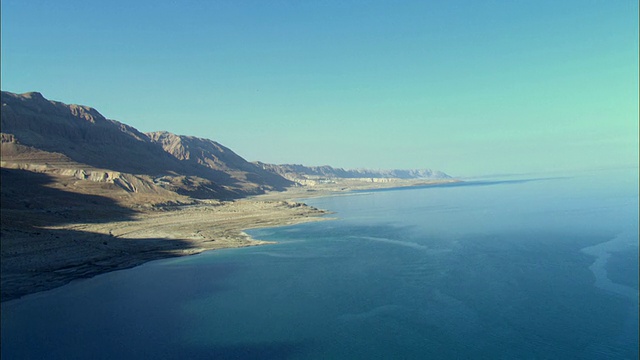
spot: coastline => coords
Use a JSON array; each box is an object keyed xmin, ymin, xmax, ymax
[
  {"xmin": 1, "ymin": 178, "xmax": 457, "ymax": 302},
  {"xmin": 580, "ymin": 232, "xmax": 639, "ymax": 300},
  {"xmin": 253, "ymin": 178, "xmax": 461, "ymax": 201},
  {"xmin": 1, "ymin": 199, "xmax": 330, "ymax": 302}
]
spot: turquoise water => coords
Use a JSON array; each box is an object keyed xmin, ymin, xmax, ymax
[{"xmin": 2, "ymin": 168, "xmax": 638, "ymax": 359}]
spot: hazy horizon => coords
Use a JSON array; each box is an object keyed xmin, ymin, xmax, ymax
[
  {"xmin": 4, "ymin": 167, "xmax": 638, "ymax": 358},
  {"xmin": 2, "ymin": 1, "xmax": 638, "ymax": 177}
]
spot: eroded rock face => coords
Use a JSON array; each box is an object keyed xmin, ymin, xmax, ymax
[
  {"xmin": 147, "ymin": 131, "xmax": 292, "ymax": 191},
  {"xmin": 1, "ymin": 91, "xmax": 292, "ymax": 199},
  {"xmin": 1, "ymin": 90, "xmax": 450, "ymax": 198}
]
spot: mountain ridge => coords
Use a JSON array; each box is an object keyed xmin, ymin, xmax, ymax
[
  {"xmin": 255, "ymin": 162, "xmax": 450, "ymax": 185},
  {"xmin": 1, "ymin": 91, "xmax": 293, "ymax": 199},
  {"xmin": 1, "ymin": 90, "xmax": 451, "ymax": 200},
  {"xmin": 0, "ymin": 90, "xmax": 453, "ymax": 302}
]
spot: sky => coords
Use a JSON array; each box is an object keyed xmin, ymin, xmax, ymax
[{"xmin": 1, "ymin": 0, "xmax": 638, "ymax": 177}]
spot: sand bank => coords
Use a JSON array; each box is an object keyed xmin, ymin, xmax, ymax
[
  {"xmin": 1, "ymin": 178, "xmax": 456, "ymax": 302},
  {"xmin": 1, "ymin": 199, "xmax": 329, "ymax": 302}
]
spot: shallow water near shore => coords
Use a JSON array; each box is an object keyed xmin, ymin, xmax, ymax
[{"xmin": 2, "ymin": 168, "xmax": 638, "ymax": 359}]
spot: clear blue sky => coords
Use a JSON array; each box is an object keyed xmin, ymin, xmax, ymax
[{"xmin": 2, "ymin": 1, "xmax": 638, "ymax": 176}]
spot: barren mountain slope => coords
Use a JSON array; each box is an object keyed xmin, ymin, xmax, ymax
[
  {"xmin": 1, "ymin": 91, "xmax": 292, "ymax": 199},
  {"xmin": 147, "ymin": 131, "xmax": 292, "ymax": 192}
]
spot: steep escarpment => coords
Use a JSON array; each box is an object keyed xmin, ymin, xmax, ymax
[
  {"xmin": 1, "ymin": 92, "xmax": 169, "ymax": 174},
  {"xmin": 1, "ymin": 90, "xmax": 453, "ymax": 199},
  {"xmin": 1, "ymin": 91, "xmax": 291, "ymax": 199},
  {"xmin": 147, "ymin": 131, "xmax": 292, "ymax": 193},
  {"xmin": 1, "ymin": 90, "xmax": 454, "ymax": 302}
]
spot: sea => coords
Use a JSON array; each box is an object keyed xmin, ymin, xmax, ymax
[{"xmin": 2, "ymin": 167, "xmax": 638, "ymax": 359}]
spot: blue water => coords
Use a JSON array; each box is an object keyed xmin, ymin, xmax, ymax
[{"xmin": 2, "ymin": 168, "xmax": 638, "ymax": 359}]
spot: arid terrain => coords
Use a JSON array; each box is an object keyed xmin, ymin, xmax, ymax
[
  {"xmin": 0, "ymin": 167, "xmax": 332, "ymax": 301},
  {"xmin": 1, "ymin": 91, "xmax": 455, "ymax": 301}
]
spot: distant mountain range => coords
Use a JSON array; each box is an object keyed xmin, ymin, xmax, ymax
[
  {"xmin": 1, "ymin": 91, "xmax": 450, "ymax": 199},
  {"xmin": 255, "ymin": 163, "xmax": 450, "ymax": 184}
]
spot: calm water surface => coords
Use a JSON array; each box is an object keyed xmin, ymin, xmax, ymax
[{"xmin": 2, "ymin": 168, "xmax": 638, "ymax": 359}]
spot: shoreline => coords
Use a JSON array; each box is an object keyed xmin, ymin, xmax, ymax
[
  {"xmin": 1, "ymin": 199, "xmax": 330, "ymax": 302},
  {"xmin": 580, "ymin": 232, "xmax": 639, "ymax": 300},
  {"xmin": 1, "ymin": 178, "xmax": 456, "ymax": 302},
  {"xmin": 253, "ymin": 178, "xmax": 461, "ymax": 201}
]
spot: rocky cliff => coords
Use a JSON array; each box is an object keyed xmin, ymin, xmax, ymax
[
  {"xmin": 146, "ymin": 131, "xmax": 292, "ymax": 192},
  {"xmin": 2, "ymin": 90, "xmax": 452, "ymax": 200},
  {"xmin": 1, "ymin": 91, "xmax": 291, "ymax": 199}
]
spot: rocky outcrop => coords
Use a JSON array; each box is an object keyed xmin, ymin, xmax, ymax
[
  {"xmin": 147, "ymin": 131, "xmax": 292, "ymax": 192},
  {"xmin": 1, "ymin": 91, "xmax": 174, "ymax": 175}
]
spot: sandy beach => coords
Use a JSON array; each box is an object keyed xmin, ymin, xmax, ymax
[
  {"xmin": 1, "ymin": 176, "xmax": 456, "ymax": 302},
  {"xmin": 1, "ymin": 197, "xmax": 331, "ymax": 302}
]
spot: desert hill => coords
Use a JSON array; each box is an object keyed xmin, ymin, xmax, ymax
[
  {"xmin": 147, "ymin": 131, "xmax": 291, "ymax": 192},
  {"xmin": 0, "ymin": 90, "xmax": 453, "ymax": 301},
  {"xmin": 255, "ymin": 162, "xmax": 450, "ymax": 185},
  {"xmin": 1, "ymin": 91, "xmax": 292, "ymax": 200},
  {"xmin": 1, "ymin": 90, "xmax": 451, "ymax": 201}
]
